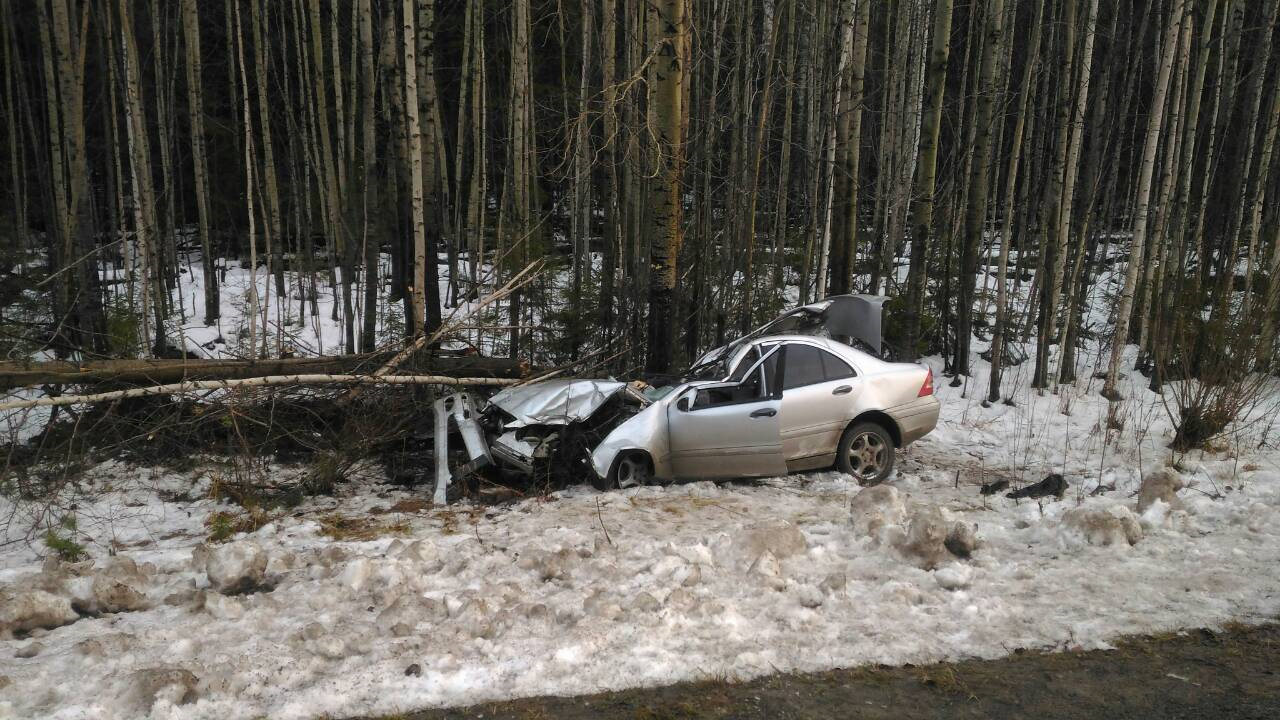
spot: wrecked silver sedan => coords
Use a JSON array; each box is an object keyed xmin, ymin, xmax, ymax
[{"xmin": 433, "ymin": 296, "xmax": 939, "ymax": 501}]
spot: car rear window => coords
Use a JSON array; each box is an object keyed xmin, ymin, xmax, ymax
[
  {"xmin": 821, "ymin": 350, "xmax": 856, "ymax": 380},
  {"xmin": 783, "ymin": 344, "xmax": 857, "ymax": 389}
]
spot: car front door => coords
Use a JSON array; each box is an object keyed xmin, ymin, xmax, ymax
[
  {"xmin": 666, "ymin": 348, "xmax": 786, "ymax": 479},
  {"xmin": 777, "ymin": 343, "xmax": 861, "ymax": 465}
]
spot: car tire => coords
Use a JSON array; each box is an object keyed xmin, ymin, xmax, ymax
[
  {"xmin": 836, "ymin": 422, "xmax": 895, "ymax": 486},
  {"xmin": 598, "ymin": 451, "xmax": 651, "ymax": 491}
]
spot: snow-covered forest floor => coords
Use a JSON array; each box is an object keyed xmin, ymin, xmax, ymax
[
  {"xmin": 3, "ymin": 248, "xmax": 1280, "ymax": 718},
  {"xmin": 2, "ymin": 340, "xmax": 1279, "ymax": 719}
]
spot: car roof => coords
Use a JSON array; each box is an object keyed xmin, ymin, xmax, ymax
[{"xmin": 732, "ymin": 334, "xmax": 892, "ymax": 375}]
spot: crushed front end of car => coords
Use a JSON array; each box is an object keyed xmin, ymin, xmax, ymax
[{"xmin": 432, "ymin": 379, "xmax": 652, "ymax": 501}]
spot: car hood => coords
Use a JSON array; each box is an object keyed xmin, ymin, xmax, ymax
[{"xmin": 487, "ymin": 379, "xmax": 631, "ymax": 427}]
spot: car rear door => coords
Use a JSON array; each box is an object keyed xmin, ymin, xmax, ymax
[
  {"xmin": 777, "ymin": 343, "xmax": 861, "ymax": 463},
  {"xmin": 666, "ymin": 347, "xmax": 786, "ymax": 479}
]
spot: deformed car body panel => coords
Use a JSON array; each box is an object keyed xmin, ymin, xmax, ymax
[
  {"xmin": 433, "ymin": 392, "xmax": 492, "ymax": 504},
  {"xmin": 589, "ymin": 399, "xmax": 675, "ymax": 480},
  {"xmin": 487, "ymin": 379, "xmax": 634, "ymax": 427}
]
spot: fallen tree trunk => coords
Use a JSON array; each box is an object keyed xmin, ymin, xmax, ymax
[
  {"xmin": 0, "ymin": 373, "xmax": 519, "ymax": 412},
  {"xmin": 0, "ymin": 354, "xmax": 530, "ymax": 391}
]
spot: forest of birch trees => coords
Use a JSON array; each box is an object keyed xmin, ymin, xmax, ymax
[{"xmin": 2, "ymin": 0, "xmax": 1280, "ymax": 399}]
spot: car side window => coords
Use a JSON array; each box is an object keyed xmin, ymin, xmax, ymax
[
  {"xmin": 727, "ymin": 346, "xmax": 760, "ymax": 382},
  {"xmin": 820, "ymin": 350, "xmax": 856, "ymax": 380},
  {"xmin": 782, "ymin": 345, "xmax": 826, "ymax": 390},
  {"xmin": 693, "ymin": 366, "xmax": 764, "ymax": 408}
]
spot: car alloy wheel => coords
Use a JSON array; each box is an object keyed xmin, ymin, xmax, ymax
[
  {"xmin": 847, "ymin": 431, "xmax": 887, "ymax": 481},
  {"xmin": 614, "ymin": 453, "xmax": 650, "ymax": 489},
  {"xmin": 837, "ymin": 421, "xmax": 895, "ymax": 485}
]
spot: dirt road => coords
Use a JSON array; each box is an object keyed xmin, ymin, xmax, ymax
[{"xmin": 392, "ymin": 622, "xmax": 1280, "ymax": 720}]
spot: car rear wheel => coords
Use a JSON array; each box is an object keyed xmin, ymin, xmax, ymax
[
  {"xmin": 597, "ymin": 452, "xmax": 650, "ymax": 491},
  {"xmin": 836, "ymin": 422, "xmax": 895, "ymax": 485}
]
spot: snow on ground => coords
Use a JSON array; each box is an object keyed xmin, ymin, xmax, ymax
[
  {"xmin": 160, "ymin": 252, "xmax": 491, "ymax": 359},
  {"xmin": 3, "ymin": 238, "xmax": 1280, "ymax": 717},
  {"xmin": 2, "ymin": 345, "xmax": 1279, "ymax": 720}
]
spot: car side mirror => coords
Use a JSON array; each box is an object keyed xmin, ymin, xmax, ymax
[{"xmin": 677, "ymin": 396, "xmax": 691, "ymax": 412}]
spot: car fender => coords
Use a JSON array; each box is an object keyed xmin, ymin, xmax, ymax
[{"xmin": 590, "ymin": 400, "xmax": 673, "ymax": 480}]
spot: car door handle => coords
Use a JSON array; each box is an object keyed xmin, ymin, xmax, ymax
[
  {"xmin": 832, "ymin": 385, "xmax": 853, "ymax": 395},
  {"xmin": 750, "ymin": 408, "xmax": 777, "ymax": 418}
]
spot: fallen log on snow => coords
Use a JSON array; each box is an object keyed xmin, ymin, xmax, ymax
[
  {"xmin": 0, "ymin": 373, "xmax": 519, "ymax": 412},
  {"xmin": 0, "ymin": 354, "xmax": 530, "ymax": 391}
]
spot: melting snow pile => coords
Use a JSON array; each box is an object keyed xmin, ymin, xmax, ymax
[{"xmin": 2, "ymin": 358, "xmax": 1280, "ymax": 719}]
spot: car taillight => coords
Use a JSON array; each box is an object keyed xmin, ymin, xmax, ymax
[{"xmin": 918, "ymin": 367, "xmax": 934, "ymax": 397}]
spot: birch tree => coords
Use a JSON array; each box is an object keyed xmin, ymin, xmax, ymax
[
  {"xmin": 1103, "ymin": 0, "xmax": 1188, "ymax": 403},
  {"xmin": 402, "ymin": 0, "xmax": 428, "ymax": 336},
  {"xmin": 182, "ymin": 0, "xmax": 218, "ymax": 325}
]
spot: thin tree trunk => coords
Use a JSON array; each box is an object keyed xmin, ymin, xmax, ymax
[
  {"xmin": 232, "ymin": 0, "xmax": 262, "ymax": 359},
  {"xmin": 402, "ymin": 0, "xmax": 428, "ymax": 337},
  {"xmin": 600, "ymin": 0, "xmax": 619, "ymax": 343},
  {"xmin": 1238, "ymin": 0, "xmax": 1280, "ymax": 318},
  {"xmin": 416, "ymin": 0, "xmax": 442, "ymax": 336},
  {"xmin": 181, "ymin": 0, "xmax": 219, "ymax": 325},
  {"xmin": 1051, "ymin": 0, "xmax": 1099, "ymax": 386},
  {"xmin": 740, "ymin": 0, "xmax": 785, "ymax": 330},
  {"xmin": 358, "ymin": 0, "xmax": 379, "ymax": 352},
  {"xmin": 250, "ymin": 0, "xmax": 285, "ymax": 302},
  {"xmin": 645, "ymin": 0, "xmax": 687, "ymax": 374},
  {"xmin": 1104, "ymin": 0, "xmax": 1187, "ymax": 402},
  {"xmin": 827, "ymin": 0, "xmax": 871, "ymax": 300},
  {"xmin": 988, "ymin": 0, "xmax": 1046, "ymax": 403},
  {"xmin": 903, "ymin": 0, "xmax": 954, "ymax": 357},
  {"xmin": 117, "ymin": 0, "xmax": 168, "ymax": 355},
  {"xmin": 955, "ymin": 0, "xmax": 1007, "ymax": 377}
]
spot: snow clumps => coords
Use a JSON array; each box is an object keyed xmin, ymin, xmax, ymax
[
  {"xmin": 1137, "ymin": 467, "xmax": 1185, "ymax": 513},
  {"xmin": 1060, "ymin": 505, "xmax": 1143, "ymax": 547},
  {"xmin": 731, "ymin": 523, "xmax": 809, "ymax": 591},
  {"xmin": 849, "ymin": 485, "xmax": 979, "ymax": 571},
  {"xmin": 201, "ymin": 540, "xmax": 267, "ymax": 594},
  {"xmin": 0, "ymin": 589, "xmax": 78, "ymax": 637}
]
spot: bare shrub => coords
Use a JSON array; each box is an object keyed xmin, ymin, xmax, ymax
[{"xmin": 1158, "ymin": 314, "xmax": 1275, "ymax": 452}]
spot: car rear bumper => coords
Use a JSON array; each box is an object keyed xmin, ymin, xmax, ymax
[{"xmin": 890, "ymin": 395, "xmax": 940, "ymax": 446}]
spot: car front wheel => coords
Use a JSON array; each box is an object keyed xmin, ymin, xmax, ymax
[
  {"xmin": 836, "ymin": 422, "xmax": 895, "ymax": 485},
  {"xmin": 596, "ymin": 451, "xmax": 651, "ymax": 491}
]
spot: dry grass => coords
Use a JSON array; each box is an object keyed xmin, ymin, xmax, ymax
[
  {"xmin": 372, "ymin": 498, "xmax": 433, "ymax": 515},
  {"xmin": 915, "ymin": 666, "xmax": 977, "ymax": 700},
  {"xmin": 205, "ymin": 508, "xmax": 276, "ymax": 543},
  {"xmin": 433, "ymin": 507, "xmax": 484, "ymax": 534},
  {"xmin": 317, "ymin": 513, "xmax": 412, "ymax": 541}
]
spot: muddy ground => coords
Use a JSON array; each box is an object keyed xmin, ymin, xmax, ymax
[{"xmin": 385, "ymin": 622, "xmax": 1279, "ymax": 720}]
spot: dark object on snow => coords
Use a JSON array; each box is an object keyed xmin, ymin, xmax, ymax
[
  {"xmin": 944, "ymin": 523, "xmax": 978, "ymax": 559},
  {"xmin": 980, "ymin": 341, "xmax": 1028, "ymax": 367},
  {"xmin": 404, "ymin": 663, "xmax": 421, "ymax": 677},
  {"xmin": 979, "ymin": 479, "xmax": 1010, "ymax": 495},
  {"xmin": 1007, "ymin": 474, "xmax": 1068, "ymax": 500},
  {"xmin": 153, "ymin": 340, "xmax": 202, "ymax": 360}
]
